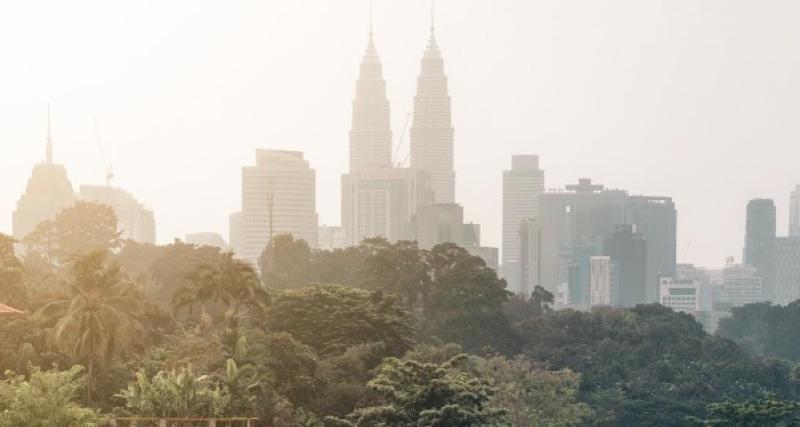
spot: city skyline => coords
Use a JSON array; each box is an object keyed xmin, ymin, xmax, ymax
[{"xmin": 2, "ymin": 1, "xmax": 800, "ymax": 268}]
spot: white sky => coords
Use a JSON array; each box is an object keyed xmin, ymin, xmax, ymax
[{"xmin": 1, "ymin": 0, "xmax": 799, "ymax": 268}]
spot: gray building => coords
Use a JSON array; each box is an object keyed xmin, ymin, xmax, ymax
[
  {"xmin": 775, "ymin": 237, "xmax": 800, "ymax": 305},
  {"xmin": 790, "ymin": 185, "xmax": 800, "ymax": 237},
  {"xmin": 604, "ymin": 225, "xmax": 647, "ymax": 307},
  {"xmin": 79, "ymin": 185, "xmax": 156, "ymax": 244},
  {"xmin": 625, "ymin": 196, "xmax": 677, "ymax": 303},
  {"xmin": 744, "ymin": 199, "xmax": 777, "ymax": 302},
  {"xmin": 502, "ymin": 155, "xmax": 545, "ymax": 295}
]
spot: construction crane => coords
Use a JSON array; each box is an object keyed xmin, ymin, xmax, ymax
[
  {"xmin": 393, "ymin": 112, "xmax": 412, "ymax": 167},
  {"xmin": 92, "ymin": 116, "xmax": 114, "ymax": 187}
]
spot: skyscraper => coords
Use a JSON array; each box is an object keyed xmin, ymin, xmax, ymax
[
  {"xmin": 625, "ymin": 196, "xmax": 677, "ymax": 303},
  {"xmin": 604, "ymin": 225, "xmax": 647, "ymax": 307},
  {"xmin": 775, "ymin": 237, "xmax": 800, "ymax": 305},
  {"xmin": 744, "ymin": 199, "xmax": 777, "ymax": 302},
  {"xmin": 241, "ymin": 149, "xmax": 317, "ymax": 265},
  {"xmin": 410, "ymin": 23, "xmax": 456, "ymax": 204},
  {"xmin": 348, "ymin": 28, "xmax": 392, "ymax": 172},
  {"xmin": 78, "ymin": 185, "xmax": 156, "ymax": 244},
  {"xmin": 341, "ymin": 26, "xmax": 433, "ymax": 246},
  {"xmin": 13, "ymin": 112, "xmax": 75, "ymax": 240},
  {"xmin": 502, "ymin": 155, "xmax": 545, "ymax": 294},
  {"xmin": 790, "ymin": 185, "xmax": 800, "ymax": 237}
]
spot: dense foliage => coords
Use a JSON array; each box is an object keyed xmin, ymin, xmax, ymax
[{"xmin": 3, "ymin": 203, "xmax": 800, "ymax": 426}]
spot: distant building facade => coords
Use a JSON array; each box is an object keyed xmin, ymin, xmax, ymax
[
  {"xmin": 775, "ymin": 237, "xmax": 800, "ymax": 305},
  {"xmin": 241, "ymin": 149, "xmax": 317, "ymax": 265},
  {"xmin": 791, "ymin": 185, "xmax": 800, "ymax": 237},
  {"xmin": 744, "ymin": 199, "xmax": 777, "ymax": 302},
  {"xmin": 229, "ymin": 212, "xmax": 244, "ymax": 255},
  {"xmin": 590, "ymin": 256, "xmax": 614, "ymax": 306},
  {"xmin": 502, "ymin": 155, "xmax": 545, "ymax": 295},
  {"xmin": 604, "ymin": 225, "xmax": 647, "ymax": 307},
  {"xmin": 659, "ymin": 277, "xmax": 706, "ymax": 315},
  {"xmin": 625, "ymin": 196, "xmax": 677, "ymax": 303},
  {"xmin": 713, "ymin": 259, "xmax": 764, "ymax": 310},
  {"xmin": 410, "ymin": 26, "xmax": 456, "ymax": 204},
  {"xmin": 518, "ymin": 219, "xmax": 541, "ymax": 298},
  {"xmin": 79, "ymin": 185, "xmax": 156, "ymax": 244},
  {"xmin": 185, "ymin": 232, "xmax": 228, "ymax": 250},
  {"xmin": 13, "ymin": 122, "xmax": 75, "ymax": 240},
  {"xmin": 318, "ymin": 225, "xmax": 347, "ymax": 250}
]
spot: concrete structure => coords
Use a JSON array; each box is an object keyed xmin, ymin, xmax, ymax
[
  {"xmin": 775, "ymin": 237, "xmax": 800, "ymax": 305},
  {"xmin": 79, "ymin": 185, "xmax": 156, "ymax": 244},
  {"xmin": 538, "ymin": 179, "xmax": 628, "ymax": 294},
  {"xmin": 185, "ymin": 232, "xmax": 228, "ymax": 250},
  {"xmin": 502, "ymin": 155, "xmax": 545, "ymax": 294},
  {"xmin": 604, "ymin": 225, "xmax": 647, "ymax": 307},
  {"xmin": 659, "ymin": 278, "xmax": 704, "ymax": 314},
  {"xmin": 791, "ymin": 186, "xmax": 800, "ymax": 237},
  {"xmin": 348, "ymin": 29, "xmax": 392, "ymax": 172},
  {"xmin": 411, "ymin": 203, "xmax": 468, "ymax": 249},
  {"xmin": 518, "ymin": 219, "xmax": 541, "ymax": 298},
  {"xmin": 713, "ymin": 258, "xmax": 763, "ymax": 310},
  {"xmin": 744, "ymin": 199, "xmax": 777, "ymax": 302},
  {"xmin": 228, "ymin": 212, "xmax": 244, "ymax": 255},
  {"xmin": 625, "ymin": 196, "xmax": 677, "ymax": 303},
  {"xmin": 318, "ymin": 225, "xmax": 347, "ymax": 250},
  {"xmin": 590, "ymin": 256, "xmax": 614, "ymax": 306},
  {"xmin": 13, "ymin": 118, "xmax": 75, "ymax": 240},
  {"xmin": 241, "ymin": 149, "xmax": 317, "ymax": 265},
  {"xmin": 341, "ymin": 168, "xmax": 432, "ymax": 246},
  {"xmin": 410, "ymin": 25, "xmax": 456, "ymax": 204},
  {"xmin": 567, "ymin": 243, "xmax": 603, "ymax": 305}
]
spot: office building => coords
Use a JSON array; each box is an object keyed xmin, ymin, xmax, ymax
[
  {"xmin": 713, "ymin": 258, "xmax": 763, "ymax": 310},
  {"xmin": 241, "ymin": 149, "xmax": 317, "ymax": 265},
  {"xmin": 13, "ymin": 116, "xmax": 75, "ymax": 240},
  {"xmin": 744, "ymin": 199, "xmax": 777, "ymax": 301},
  {"xmin": 590, "ymin": 256, "xmax": 614, "ymax": 306},
  {"xmin": 502, "ymin": 155, "xmax": 545, "ymax": 294},
  {"xmin": 318, "ymin": 225, "xmax": 347, "ymax": 250},
  {"xmin": 185, "ymin": 232, "xmax": 228, "ymax": 250},
  {"xmin": 775, "ymin": 237, "xmax": 800, "ymax": 305},
  {"xmin": 79, "ymin": 185, "xmax": 156, "ymax": 244},
  {"xmin": 518, "ymin": 218, "xmax": 541, "ymax": 298},
  {"xmin": 410, "ymin": 24, "xmax": 456, "ymax": 204},
  {"xmin": 791, "ymin": 186, "xmax": 800, "ymax": 237},
  {"xmin": 625, "ymin": 196, "xmax": 677, "ymax": 303},
  {"xmin": 604, "ymin": 225, "xmax": 647, "ymax": 307},
  {"xmin": 659, "ymin": 277, "xmax": 706, "ymax": 314},
  {"xmin": 229, "ymin": 212, "xmax": 244, "ymax": 255}
]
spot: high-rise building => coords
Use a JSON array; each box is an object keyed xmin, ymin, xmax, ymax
[
  {"xmin": 604, "ymin": 225, "xmax": 647, "ymax": 307},
  {"xmin": 538, "ymin": 179, "xmax": 628, "ymax": 293},
  {"xmin": 659, "ymin": 277, "xmax": 704, "ymax": 315},
  {"xmin": 348, "ymin": 29, "xmax": 392, "ymax": 172},
  {"xmin": 775, "ymin": 237, "xmax": 800, "ymax": 305},
  {"xmin": 341, "ymin": 168, "xmax": 432, "ymax": 246},
  {"xmin": 744, "ymin": 199, "xmax": 777, "ymax": 301},
  {"xmin": 590, "ymin": 256, "xmax": 614, "ymax": 306},
  {"xmin": 713, "ymin": 258, "xmax": 763, "ymax": 310},
  {"xmin": 241, "ymin": 149, "xmax": 317, "ymax": 265},
  {"xmin": 410, "ymin": 25, "xmax": 455, "ymax": 204},
  {"xmin": 790, "ymin": 186, "xmax": 800, "ymax": 237},
  {"xmin": 502, "ymin": 155, "xmax": 545, "ymax": 294},
  {"xmin": 341, "ymin": 27, "xmax": 432, "ymax": 246},
  {"xmin": 13, "ymin": 114, "xmax": 75, "ymax": 240},
  {"xmin": 518, "ymin": 218, "xmax": 541, "ymax": 298},
  {"xmin": 625, "ymin": 196, "xmax": 677, "ymax": 303},
  {"xmin": 78, "ymin": 185, "xmax": 156, "ymax": 244}
]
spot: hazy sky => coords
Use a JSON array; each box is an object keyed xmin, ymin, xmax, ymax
[{"xmin": 1, "ymin": 0, "xmax": 799, "ymax": 268}]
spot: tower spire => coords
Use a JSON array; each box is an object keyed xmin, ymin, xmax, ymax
[
  {"xmin": 430, "ymin": 0, "xmax": 435, "ymax": 34},
  {"xmin": 369, "ymin": 0, "xmax": 373, "ymax": 37},
  {"xmin": 46, "ymin": 104, "xmax": 52, "ymax": 165}
]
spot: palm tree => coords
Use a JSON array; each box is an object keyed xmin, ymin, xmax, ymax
[
  {"xmin": 173, "ymin": 253, "xmax": 270, "ymax": 325},
  {"xmin": 36, "ymin": 250, "xmax": 149, "ymax": 406}
]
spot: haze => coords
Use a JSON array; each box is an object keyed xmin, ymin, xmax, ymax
[{"xmin": 2, "ymin": 0, "xmax": 799, "ymax": 268}]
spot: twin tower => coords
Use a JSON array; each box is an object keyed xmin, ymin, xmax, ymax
[{"xmin": 342, "ymin": 23, "xmax": 457, "ymax": 246}]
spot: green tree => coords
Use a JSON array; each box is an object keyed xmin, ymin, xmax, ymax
[
  {"xmin": 361, "ymin": 239, "xmax": 430, "ymax": 307},
  {"xmin": 258, "ymin": 233, "xmax": 314, "ymax": 288},
  {"xmin": 116, "ymin": 367, "xmax": 230, "ymax": 418},
  {"xmin": 173, "ymin": 252, "xmax": 270, "ymax": 325},
  {"xmin": 330, "ymin": 354, "xmax": 507, "ymax": 426},
  {"xmin": 0, "ymin": 233, "xmax": 26, "ymax": 308},
  {"xmin": 0, "ymin": 365, "xmax": 96, "ymax": 427},
  {"xmin": 22, "ymin": 201, "xmax": 121, "ymax": 267},
  {"xmin": 35, "ymin": 250, "xmax": 149, "ymax": 406},
  {"xmin": 266, "ymin": 284, "xmax": 415, "ymax": 358},
  {"xmin": 423, "ymin": 243, "xmax": 518, "ymax": 354},
  {"xmin": 690, "ymin": 395, "xmax": 800, "ymax": 426}
]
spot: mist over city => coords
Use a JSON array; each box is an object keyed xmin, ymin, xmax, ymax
[{"xmin": 2, "ymin": 1, "xmax": 800, "ymax": 426}]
